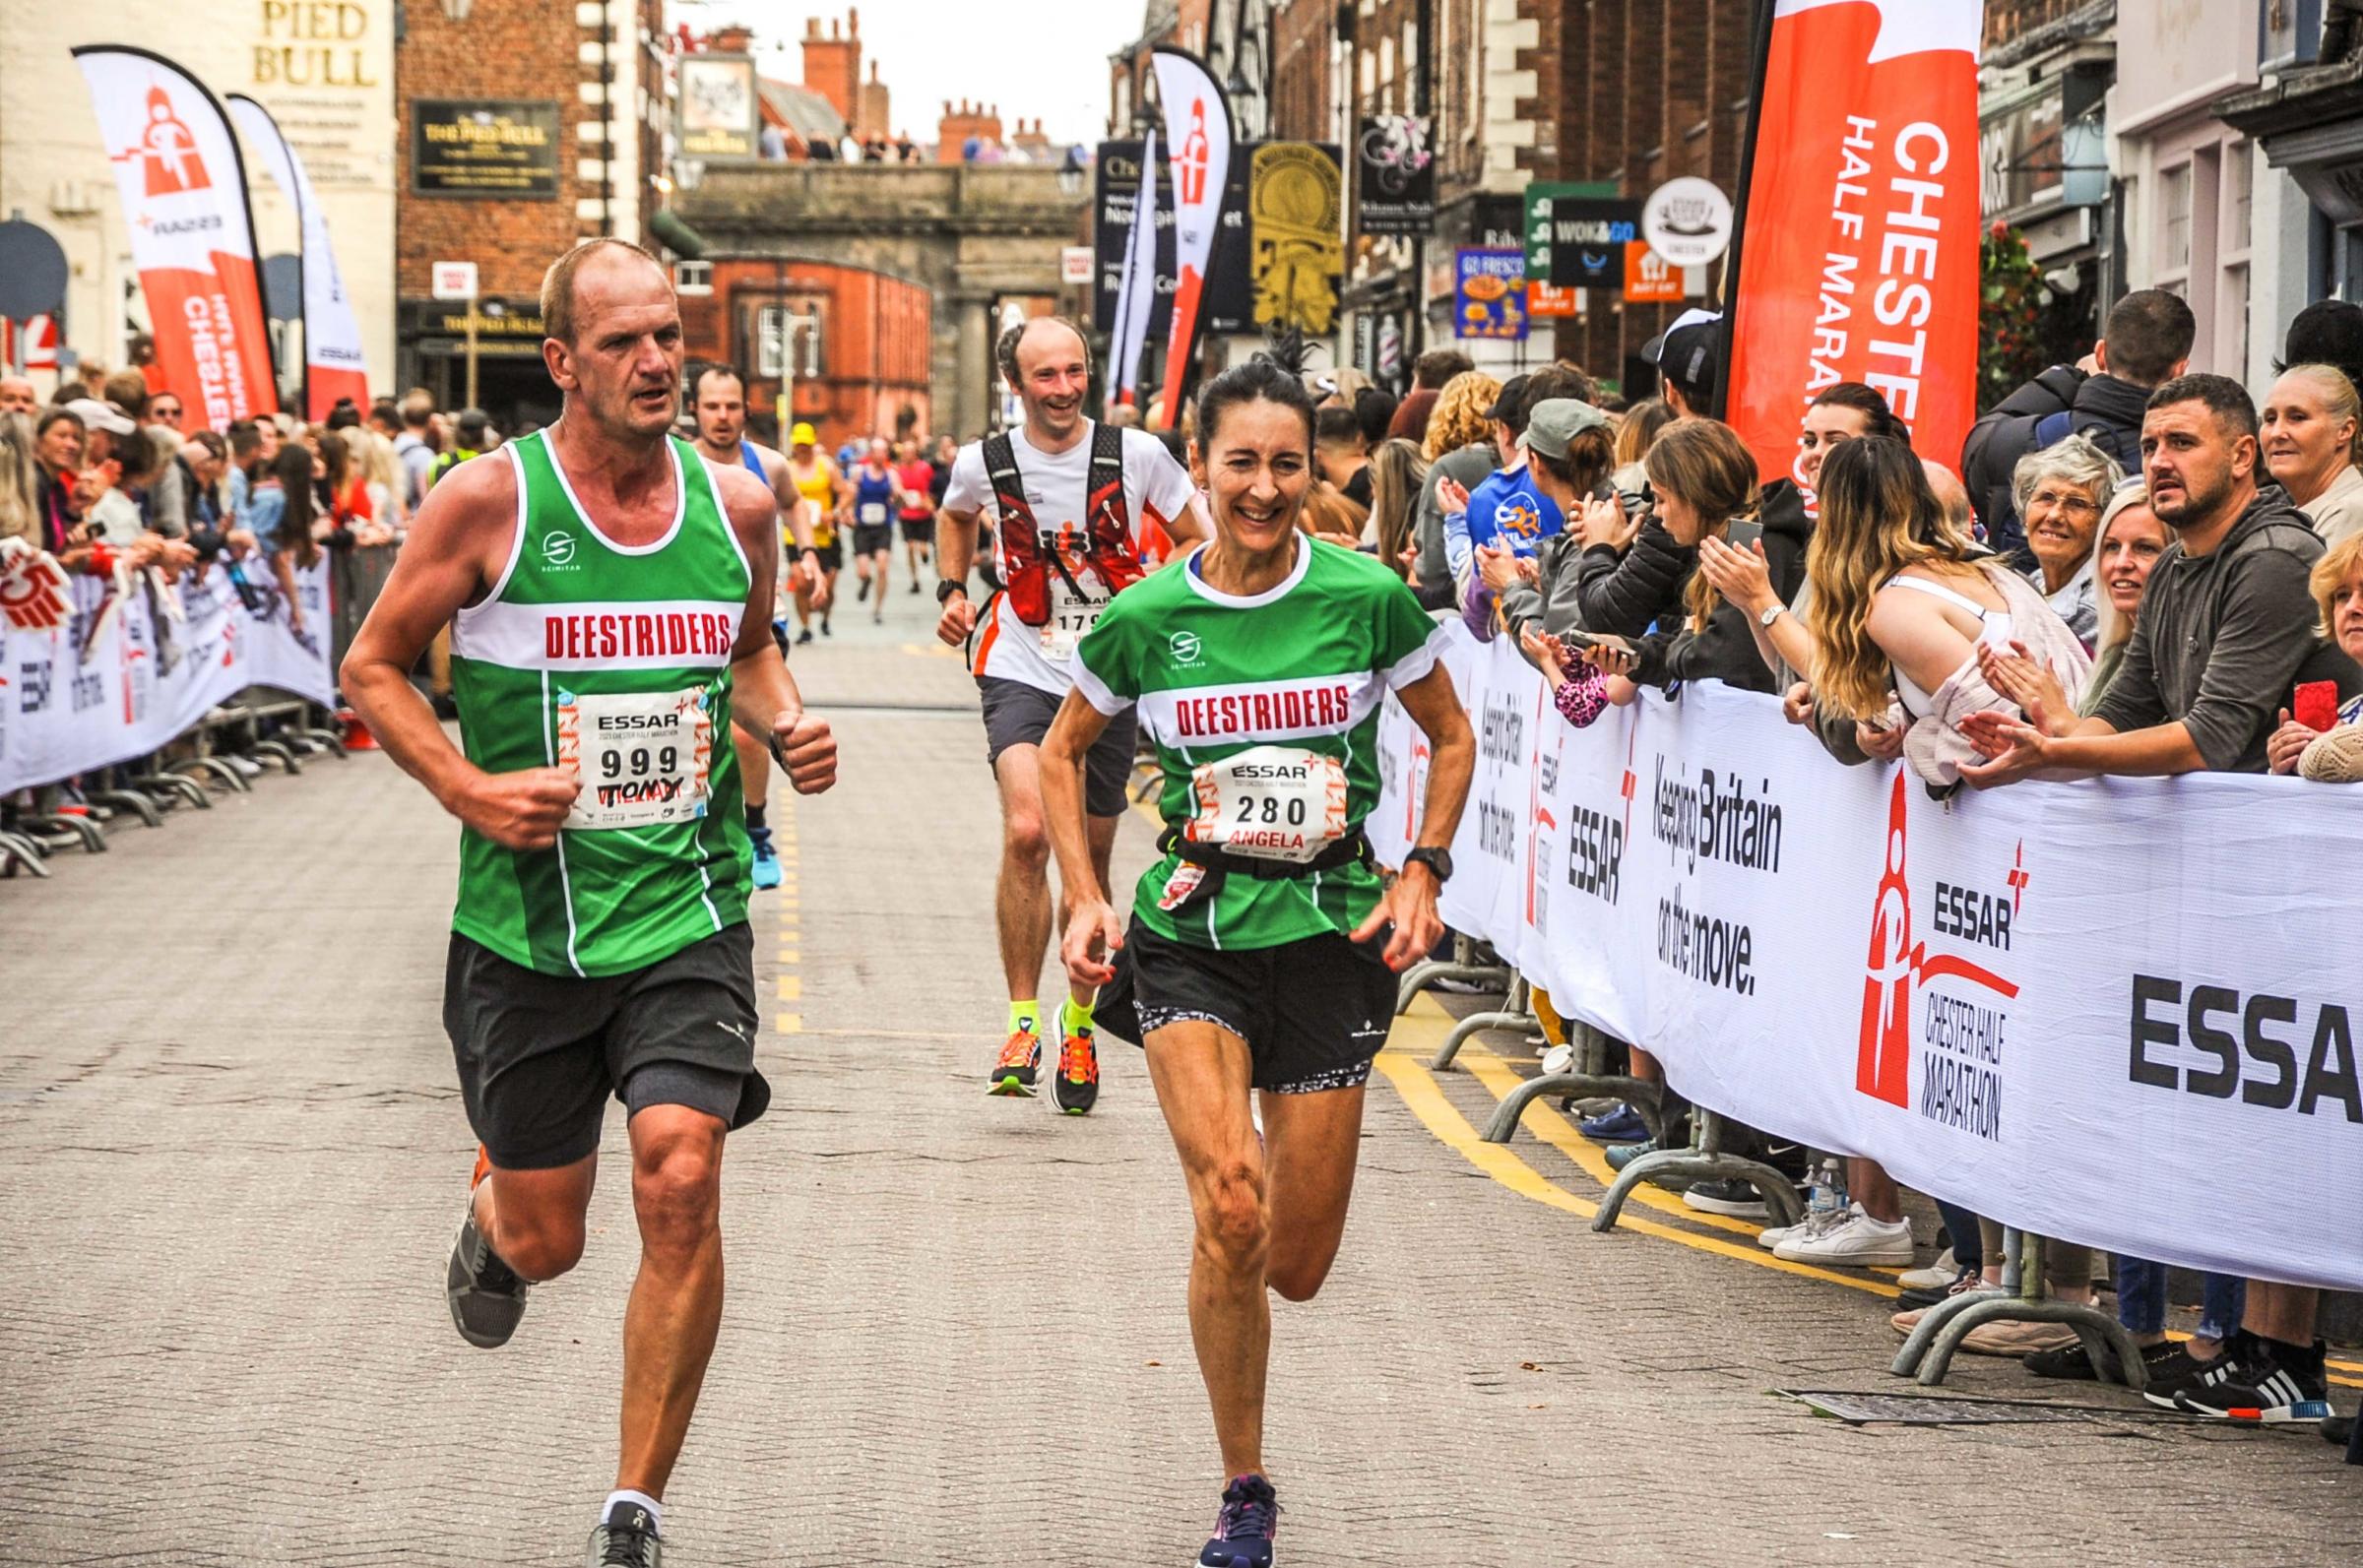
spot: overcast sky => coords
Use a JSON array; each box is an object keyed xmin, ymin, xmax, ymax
[{"xmin": 668, "ymin": 0, "xmax": 1146, "ymax": 149}]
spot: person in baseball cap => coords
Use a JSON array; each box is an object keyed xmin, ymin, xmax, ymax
[{"xmin": 1642, "ymin": 308, "xmax": 1724, "ymax": 417}]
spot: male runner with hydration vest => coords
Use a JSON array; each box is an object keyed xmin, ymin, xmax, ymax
[
  {"xmin": 342, "ymin": 239, "xmax": 839, "ymax": 1567},
  {"xmin": 935, "ymin": 317, "xmax": 1205, "ymax": 1113}
]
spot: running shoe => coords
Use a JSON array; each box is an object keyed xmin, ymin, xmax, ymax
[
  {"xmin": 858, "ymin": 574, "xmax": 871, "ymax": 602},
  {"xmin": 1603, "ymin": 1136, "xmax": 1658, "ymax": 1173},
  {"xmin": 1681, "ymin": 1177, "xmax": 1769, "ymax": 1221},
  {"xmin": 446, "ymin": 1151, "xmax": 529, "ymax": 1348},
  {"xmin": 1774, "ymin": 1204, "xmax": 1914, "ymax": 1266},
  {"xmin": 748, "ymin": 827, "xmax": 783, "ymax": 890},
  {"xmin": 1198, "ymin": 1473, "xmax": 1278, "ymax": 1568},
  {"xmin": 908, "ymin": 579, "xmax": 922, "ymax": 595},
  {"xmin": 2141, "ymin": 1335, "xmax": 2239, "ymax": 1411},
  {"xmin": 797, "ymin": 628, "xmax": 814, "ymax": 645},
  {"xmin": 1578, "ymin": 1101, "xmax": 1649, "ymax": 1142},
  {"xmin": 988, "ymin": 1027, "xmax": 1042, "ymax": 1097},
  {"xmin": 2172, "ymin": 1340, "xmax": 2331, "ymax": 1422},
  {"xmin": 1053, "ymin": 1029, "xmax": 1100, "ymax": 1115},
  {"xmin": 2024, "ymin": 1336, "xmax": 2198, "ymax": 1385},
  {"xmin": 587, "ymin": 1499, "xmax": 662, "ymax": 1566}
]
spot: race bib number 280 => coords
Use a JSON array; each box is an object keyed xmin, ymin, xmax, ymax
[
  {"xmin": 1183, "ymin": 745, "xmax": 1350, "ymax": 864},
  {"xmin": 555, "ymin": 686, "xmax": 715, "ymax": 830}
]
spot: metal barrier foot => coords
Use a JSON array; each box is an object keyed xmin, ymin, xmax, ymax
[
  {"xmin": 1591, "ymin": 1151, "xmax": 1801, "ymax": 1234},
  {"xmin": 131, "ymin": 773, "xmax": 213, "ymax": 810},
  {"xmin": 1902, "ymin": 1295, "xmax": 2148, "ymax": 1390},
  {"xmin": 1392, "ymin": 961, "xmax": 1508, "ymax": 1015},
  {"xmin": 302, "ymin": 726, "xmax": 349, "ymax": 758},
  {"xmin": 0, "ymin": 831, "xmax": 49, "ymax": 877},
  {"xmin": 251, "ymin": 741, "xmax": 300, "ymax": 774},
  {"xmin": 172, "ymin": 757, "xmax": 251, "ymax": 794},
  {"xmin": 24, "ymin": 813, "xmax": 107, "ymax": 853},
  {"xmin": 1430, "ymin": 1008, "xmax": 1533, "ymax": 1071},
  {"xmin": 1482, "ymin": 1072, "xmax": 1662, "ymax": 1144},
  {"xmin": 87, "ymin": 789, "xmax": 162, "ymax": 829}
]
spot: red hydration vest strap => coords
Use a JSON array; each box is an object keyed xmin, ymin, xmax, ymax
[{"xmin": 983, "ymin": 422, "xmax": 1139, "ymax": 627}]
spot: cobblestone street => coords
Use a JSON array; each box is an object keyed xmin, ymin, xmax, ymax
[{"xmin": 3, "ymin": 618, "xmax": 2357, "ymax": 1566}]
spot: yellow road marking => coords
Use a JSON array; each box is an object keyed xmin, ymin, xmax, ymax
[
  {"xmin": 777, "ymin": 974, "xmax": 802, "ymax": 1001},
  {"xmin": 776, "ymin": 1012, "xmax": 803, "ymax": 1034},
  {"xmin": 777, "ymin": 947, "xmax": 799, "ymax": 965},
  {"xmin": 901, "ymin": 641, "xmax": 960, "ymax": 659},
  {"xmin": 1373, "ymin": 1047, "xmax": 1902, "ymax": 1297}
]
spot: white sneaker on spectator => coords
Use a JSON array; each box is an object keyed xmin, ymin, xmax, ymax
[
  {"xmin": 1773, "ymin": 1204, "xmax": 1914, "ymax": 1266},
  {"xmin": 226, "ymin": 756, "xmax": 263, "ymax": 778},
  {"xmin": 1757, "ymin": 1200, "xmax": 1849, "ymax": 1252},
  {"xmin": 1895, "ymin": 1247, "xmax": 1959, "ymax": 1292}
]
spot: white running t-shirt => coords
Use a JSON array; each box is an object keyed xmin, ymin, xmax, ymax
[{"xmin": 942, "ymin": 422, "xmax": 1198, "ymax": 696}]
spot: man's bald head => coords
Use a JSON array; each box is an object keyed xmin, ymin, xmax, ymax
[
  {"xmin": 995, "ymin": 316, "xmax": 1091, "ymax": 388},
  {"xmin": 541, "ymin": 238, "xmax": 671, "ymax": 348},
  {"xmin": 1922, "ymin": 458, "xmax": 1973, "ymax": 538}
]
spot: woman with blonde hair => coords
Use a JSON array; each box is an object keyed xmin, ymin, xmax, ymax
[
  {"xmin": 1408, "ymin": 369, "xmax": 1502, "ymax": 608},
  {"xmin": 2261, "ymin": 362, "xmax": 2363, "ymax": 544},
  {"xmin": 1806, "ymin": 436, "xmax": 2088, "ymax": 788},
  {"xmin": 0, "ymin": 411, "xmax": 36, "ymax": 547},
  {"xmin": 346, "ymin": 425, "xmax": 408, "ymax": 539},
  {"xmin": 1368, "ymin": 436, "xmax": 1429, "ymax": 578}
]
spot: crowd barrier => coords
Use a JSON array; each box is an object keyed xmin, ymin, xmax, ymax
[
  {"xmin": 0, "ymin": 553, "xmax": 338, "ymax": 796},
  {"xmin": 1372, "ymin": 625, "xmax": 2363, "ymax": 1293}
]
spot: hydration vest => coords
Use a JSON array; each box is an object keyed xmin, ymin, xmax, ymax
[{"xmin": 982, "ymin": 420, "xmax": 1143, "ymax": 626}]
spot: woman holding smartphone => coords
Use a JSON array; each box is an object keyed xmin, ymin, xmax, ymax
[{"xmin": 1563, "ymin": 417, "xmax": 1791, "ymax": 695}]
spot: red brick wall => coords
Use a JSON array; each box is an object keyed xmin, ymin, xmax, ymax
[
  {"xmin": 395, "ymin": 0, "xmax": 584, "ymax": 301},
  {"xmin": 683, "ymin": 260, "xmax": 933, "ymax": 447},
  {"xmin": 1269, "ymin": 0, "xmax": 1332, "ymax": 142}
]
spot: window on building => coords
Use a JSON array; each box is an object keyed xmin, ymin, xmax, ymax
[
  {"xmin": 755, "ymin": 303, "xmax": 822, "ymax": 380},
  {"xmin": 2159, "ymin": 160, "xmax": 2193, "ymax": 282},
  {"xmin": 1361, "ymin": 47, "xmax": 1376, "ymax": 99},
  {"xmin": 673, "ymin": 260, "xmax": 713, "ymax": 296}
]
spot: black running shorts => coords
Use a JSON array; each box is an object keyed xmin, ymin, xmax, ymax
[
  {"xmin": 1095, "ymin": 919, "xmax": 1398, "ymax": 1095},
  {"xmin": 854, "ymin": 522, "xmax": 894, "ymax": 556},
  {"xmin": 978, "ymin": 674, "xmax": 1137, "ymax": 818},
  {"xmin": 899, "ymin": 515, "xmax": 933, "ymax": 544},
  {"xmin": 443, "ymin": 922, "xmax": 771, "ymax": 1170},
  {"xmin": 809, "ymin": 540, "xmax": 844, "ymax": 573}
]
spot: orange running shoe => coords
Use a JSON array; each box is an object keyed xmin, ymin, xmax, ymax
[
  {"xmin": 1054, "ymin": 1029, "xmax": 1100, "ymax": 1115},
  {"xmin": 989, "ymin": 1027, "xmax": 1042, "ymax": 1097}
]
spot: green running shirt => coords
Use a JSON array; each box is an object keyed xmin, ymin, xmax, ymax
[
  {"xmin": 1071, "ymin": 535, "xmax": 1447, "ymax": 950},
  {"xmin": 447, "ymin": 429, "xmax": 754, "ymax": 977}
]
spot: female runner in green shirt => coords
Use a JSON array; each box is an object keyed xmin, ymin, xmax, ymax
[{"xmin": 1039, "ymin": 350, "xmax": 1474, "ymax": 1567}]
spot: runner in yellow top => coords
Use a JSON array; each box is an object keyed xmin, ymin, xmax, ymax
[{"xmin": 786, "ymin": 422, "xmax": 843, "ymax": 643}]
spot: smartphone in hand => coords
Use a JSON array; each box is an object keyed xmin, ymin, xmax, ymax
[{"xmin": 2294, "ymin": 679, "xmax": 2339, "ymax": 733}]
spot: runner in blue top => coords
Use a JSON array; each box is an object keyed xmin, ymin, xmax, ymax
[
  {"xmin": 849, "ymin": 437, "xmax": 901, "ymax": 622},
  {"xmin": 691, "ymin": 363, "xmax": 826, "ymax": 890}
]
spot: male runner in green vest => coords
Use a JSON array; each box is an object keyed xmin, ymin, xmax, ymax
[{"xmin": 343, "ymin": 238, "xmax": 837, "ymax": 1567}]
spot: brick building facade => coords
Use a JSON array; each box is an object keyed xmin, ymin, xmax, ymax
[
  {"xmin": 677, "ymin": 259, "xmax": 931, "ymax": 447},
  {"xmin": 393, "ymin": 0, "xmax": 667, "ymax": 425}
]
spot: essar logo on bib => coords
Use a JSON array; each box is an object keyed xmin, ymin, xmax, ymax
[{"xmin": 1183, "ymin": 745, "xmax": 1350, "ymax": 864}]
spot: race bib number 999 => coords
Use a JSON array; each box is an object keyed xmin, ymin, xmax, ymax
[
  {"xmin": 1183, "ymin": 745, "xmax": 1350, "ymax": 864},
  {"xmin": 555, "ymin": 686, "xmax": 715, "ymax": 830}
]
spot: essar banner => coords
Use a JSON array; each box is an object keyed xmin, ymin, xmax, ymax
[
  {"xmin": 0, "ymin": 557, "xmax": 334, "ymax": 793},
  {"xmin": 72, "ymin": 46, "xmax": 279, "ymax": 428},
  {"xmin": 1724, "ymin": 1, "xmax": 1980, "ymax": 485},
  {"xmin": 229, "ymin": 94, "xmax": 370, "ymax": 420},
  {"xmin": 1373, "ymin": 628, "xmax": 2363, "ymax": 1292}
]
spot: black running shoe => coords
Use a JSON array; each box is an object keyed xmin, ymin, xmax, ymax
[
  {"xmin": 858, "ymin": 575, "xmax": 871, "ymax": 602},
  {"xmin": 1199, "ymin": 1474, "xmax": 1278, "ymax": 1567},
  {"xmin": 1053, "ymin": 1029, "xmax": 1100, "ymax": 1115},
  {"xmin": 2141, "ymin": 1336, "xmax": 2237, "ymax": 1410},
  {"xmin": 588, "ymin": 1499, "xmax": 662, "ymax": 1566},
  {"xmin": 2175, "ymin": 1341, "xmax": 2331, "ymax": 1423},
  {"xmin": 797, "ymin": 628, "xmax": 814, "ymax": 646},
  {"xmin": 446, "ymin": 1169, "xmax": 529, "ymax": 1349},
  {"xmin": 2024, "ymin": 1336, "xmax": 2196, "ymax": 1384}
]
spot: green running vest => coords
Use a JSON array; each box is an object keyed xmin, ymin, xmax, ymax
[{"xmin": 448, "ymin": 428, "xmax": 753, "ymax": 977}]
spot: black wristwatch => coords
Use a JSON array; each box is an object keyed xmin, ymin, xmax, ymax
[
  {"xmin": 935, "ymin": 578, "xmax": 969, "ymax": 604},
  {"xmin": 1404, "ymin": 847, "xmax": 1454, "ymax": 884}
]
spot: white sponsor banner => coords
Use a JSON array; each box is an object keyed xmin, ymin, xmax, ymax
[
  {"xmin": 1373, "ymin": 625, "xmax": 2363, "ymax": 1290},
  {"xmin": 0, "ymin": 557, "xmax": 334, "ymax": 792}
]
